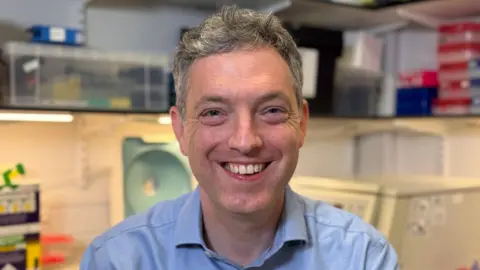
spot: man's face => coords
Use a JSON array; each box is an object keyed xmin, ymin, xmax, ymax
[{"xmin": 171, "ymin": 46, "xmax": 309, "ymax": 215}]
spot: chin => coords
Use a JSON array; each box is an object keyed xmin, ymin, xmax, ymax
[{"xmin": 219, "ymin": 190, "xmax": 280, "ymax": 215}]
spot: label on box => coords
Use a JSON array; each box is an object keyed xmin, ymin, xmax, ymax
[
  {"xmin": 298, "ymin": 47, "xmax": 319, "ymax": 99},
  {"xmin": 0, "ymin": 185, "xmax": 39, "ymax": 227},
  {"xmin": 49, "ymin": 27, "xmax": 66, "ymax": 42},
  {"xmin": 0, "ymin": 250, "xmax": 26, "ymax": 270},
  {"xmin": 0, "ymin": 234, "xmax": 40, "ymax": 270}
]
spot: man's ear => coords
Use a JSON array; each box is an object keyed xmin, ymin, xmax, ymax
[
  {"xmin": 298, "ymin": 99, "xmax": 309, "ymax": 148},
  {"xmin": 170, "ymin": 106, "xmax": 188, "ymax": 156}
]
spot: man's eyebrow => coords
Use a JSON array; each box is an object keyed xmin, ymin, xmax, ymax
[
  {"xmin": 194, "ymin": 95, "xmax": 229, "ymax": 110},
  {"xmin": 254, "ymin": 91, "xmax": 290, "ymax": 105},
  {"xmin": 193, "ymin": 91, "xmax": 291, "ymax": 110}
]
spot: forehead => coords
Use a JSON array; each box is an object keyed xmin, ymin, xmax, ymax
[{"xmin": 186, "ymin": 47, "xmax": 295, "ymax": 107}]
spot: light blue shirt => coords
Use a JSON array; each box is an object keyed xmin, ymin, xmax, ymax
[{"xmin": 80, "ymin": 186, "xmax": 399, "ymax": 269}]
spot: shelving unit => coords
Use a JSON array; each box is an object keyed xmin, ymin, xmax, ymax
[
  {"xmin": 3, "ymin": 107, "xmax": 480, "ymax": 139},
  {"xmin": 2, "ymin": 2, "xmax": 480, "ymax": 265},
  {"xmin": 87, "ymin": 0, "xmax": 480, "ymax": 30}
]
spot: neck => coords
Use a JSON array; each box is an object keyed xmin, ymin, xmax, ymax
[{"xmin": 200, "ymin": 191, "xmax": 285, "ymax": 266}]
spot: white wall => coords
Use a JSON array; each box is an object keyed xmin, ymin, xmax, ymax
[
  {"xmin": 0, "ymin": 0, "xmax": 85, "ymax": 46},
  {"xmin": 0, "ymin": 120, "xmax": 109, "ymax": 245},
  {"xmin": 85, "ymin": 5, "xmax": 210, "ymax": 54}
]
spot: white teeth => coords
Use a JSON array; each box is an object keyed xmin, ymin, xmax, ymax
[
  {"xmin": 224, "ymin": 163, "xmax": 268, "ymax": 175},
  {"xmin": 246, "ymin": 165, "xmax": 254, "ymax": 174}
]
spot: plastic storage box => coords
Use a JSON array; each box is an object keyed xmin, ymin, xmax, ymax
[
  {"xmin": 0, "ymin": 42, "xmax": 171, "ymax": 112},
  {"xmin": 432, "ymin": 98, "xmax": 471, "ymax": 115},
  {"xmin": 438, "ymin": 22, "xmax": 480, "ymax": 46},
  {"xmin": 333, "ymin": 66, "xmax": 381, "ymax": 117},
  {"xmin": 438, "ymin": 68, "xmax": 470, "ymax": 83},
  {"xmin": 437, "ymin": 44, "xmax": 480, "ymax": 65},
  {"xmin": 398, "ymin": 70, "xmax": 438, "ymax": 88},
  {"xmin": 0, "ymin": 184, "xmax": 41, "ymax": 270},
  {"xmin": 396, "ymin": 87, "xmax": 437, "ymax": 116}
]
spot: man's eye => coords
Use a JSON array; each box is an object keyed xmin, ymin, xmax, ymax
[
  {"xmin": 263, "ymin": 107, "xmax": 286, "ymax": 115},
  {"xmin": 199, "ymin": 109, "xmax": 227, "ymax": 126},
  {"xmin": 261, "ymin": 107, "xmax": 289, "ymax": 124},
  {"xmin": 202, "ymin": 109, "xmax": 222, "ymax": 117}
]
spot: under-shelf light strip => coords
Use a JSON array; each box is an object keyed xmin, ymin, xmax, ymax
[{"xmin": 0, "ymin": 112, "xmax": 73, "ymax": 122}]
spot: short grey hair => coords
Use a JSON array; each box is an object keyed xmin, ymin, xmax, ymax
[{"xmin": 172, "ymin": 5, "xmax": 303, "ymax": 120}]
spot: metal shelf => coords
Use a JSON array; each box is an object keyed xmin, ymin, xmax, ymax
[
  {"xmin": 306, "ymin": 116, "xmax": 480, "ymax": 138},
  {"xmin": 86, "ymin": 0, "xmax": 480, "ymax": 30},
  {"xmin": 277, "ymin": 0, "xmax": 480, "ymax": 30},
  {"xmin": 0, "ymin": 106, "xmax": 169, "ymax": 115}
]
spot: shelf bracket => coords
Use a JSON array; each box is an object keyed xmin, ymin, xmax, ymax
[
  {"xmin": 365, "ymin": 22, "xmax": 409, "ymax": 35},
  {"xmin": 396, "ymin": 8, "xmax": 442, "ymax": 29}
]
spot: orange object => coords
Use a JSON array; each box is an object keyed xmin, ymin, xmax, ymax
[
  {"xmin": 41, "ymin": 234, "xmax": 74, "ymax": 244},
  {"xmin": 41, "ymin": 234, "xmax": 74, "ymax": 265},
  {"xmin": 42, "ymin": 254, "xmax": 66, "ymax": 265}
]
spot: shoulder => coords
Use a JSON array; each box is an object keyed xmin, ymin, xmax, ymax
[
  {"xmin": 296, "ymin": 192, "xmax": 388, "ymax": 247},
  {"xmin": 88, "ymin": 192, "xmax": 192, "ymax": 251}
]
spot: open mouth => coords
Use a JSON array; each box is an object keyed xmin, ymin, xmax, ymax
[{"xmin": 221, "ymin": 162, "xmax": 272, "ymax": 176}]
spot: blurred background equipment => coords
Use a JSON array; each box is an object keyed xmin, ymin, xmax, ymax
[
  {"xmin": 122, "ymin": 137, "xmax": 194, "ymax": 218},
  {"xmin": 291, "ymin": 175, "xmax": 480, "ymax": 270}
]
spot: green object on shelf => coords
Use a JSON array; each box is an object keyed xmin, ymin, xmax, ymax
[
  {"xmin": 88, "ymin": 98, "xmax": 110, "ymax": 108},
  {"xmin": 0, "ymin": 163, "xmax": 25, "ymax": 191}
]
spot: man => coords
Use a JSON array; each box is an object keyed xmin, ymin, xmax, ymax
[{"xmin": 80, "ymin": 5, "xmax": 399, "ymax": 270}]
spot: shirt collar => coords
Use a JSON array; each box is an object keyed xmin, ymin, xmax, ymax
[
  {"xmin": 173, "ymin": 185, "xmax": 309, "ymax": 247},
  {"xmin": 174, "ymin": 187, "xmax": 205, "ymax": 247}
]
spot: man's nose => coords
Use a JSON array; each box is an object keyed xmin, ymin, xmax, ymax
[{"xmin": 227, "ymin": 113, "xmax": 263, "ymax": 155}]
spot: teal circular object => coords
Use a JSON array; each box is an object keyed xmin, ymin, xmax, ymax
[{"xmin": 124, "ymin": 149, "xmax": 191, "ymax": 215}]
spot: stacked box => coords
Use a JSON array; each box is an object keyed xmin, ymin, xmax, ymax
[
  {"xmin": 0, "ymin": 184, "xmax": 41, "ymax": 270},
  {"xmin": 433, "ymin": 22, "xmax": 480, "ymax": 115},
  {"xmin": 395, "ymin": 70, "xmax": 438, "ymax": 116}
]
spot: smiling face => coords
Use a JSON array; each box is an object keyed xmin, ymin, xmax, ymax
[{"xmin": 171, "ymin": 46, "xmax": 309, "ymax": 215}]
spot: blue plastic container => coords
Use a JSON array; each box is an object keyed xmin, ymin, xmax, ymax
[
  {"xmin": 29, "ymin": 25, "xmax": 83, "ymax": 46},
  {"xmin": 396, "ymin": 87, "xmax": 437, "ymax": 116}
]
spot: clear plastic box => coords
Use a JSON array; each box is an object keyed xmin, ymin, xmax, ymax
[
  {"xmin": 333, "ymin": 65, "xmax": 381, "ymax": 117},
  {"xmin": 0, "ymin": 42, "xmax": 171, "ymax": 111}
]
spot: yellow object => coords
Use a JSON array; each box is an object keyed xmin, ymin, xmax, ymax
[
  {"xmin": 0, "ymin": 184, "xmax": 41, "ymax": 268},
  {"xmin": 52, "ymin": 76, "xmax": 81, "ymax": 100},
  {"xmin": 8, "ymin": 170, "xmax": 20, "ymax": 179},
  {"xmin": 110, "ymin": 97, "xmax": 132, "ymax": 108},
  {"xmin": 0, "ymin": 236, "xmax": 41, "ymax": 268},
  {"xmin": 24, "ymin": 202, "xmax": 31, "ymax": 212},
  {"xmin": 26, "ymin": 238, "xmax": 41, "ymax": 269},
  {"xmin": 11, "ymin": 202, "xmax": 18, "ymax": 213},
  {"xmin": 0, "ymin": 245, "xmax": 16, "ymax": 252}
]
